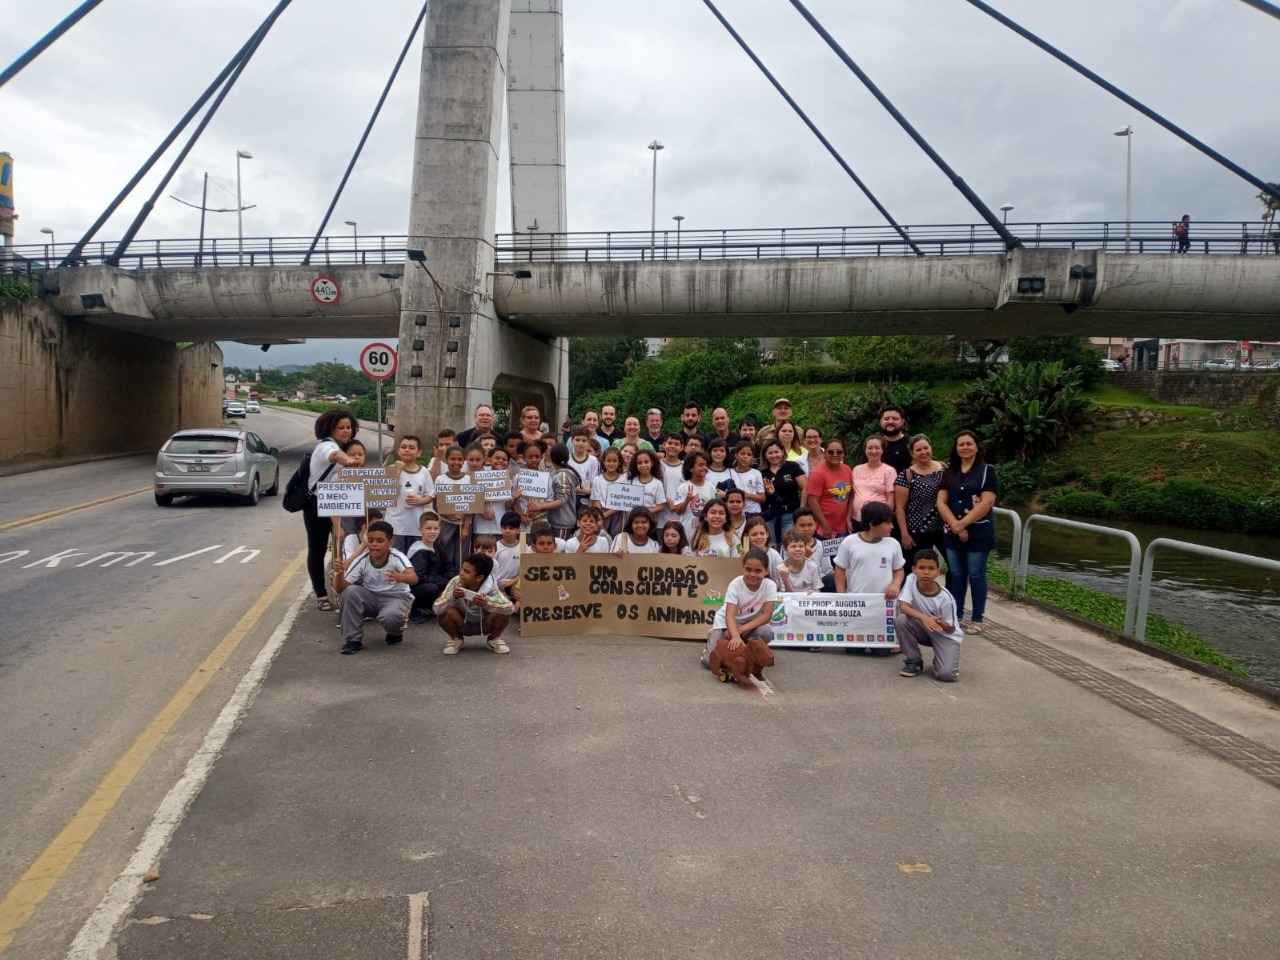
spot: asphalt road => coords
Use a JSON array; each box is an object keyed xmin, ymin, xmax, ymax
[{"xmin": 0, "ymin": 408, "xmax": 317, "ymax": 960}]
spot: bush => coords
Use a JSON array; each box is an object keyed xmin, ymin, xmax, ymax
[
  {"xmin": 995, "ymin": 461, "xmax": 1038, "ymax": 506},
  {"xmin": 825, "ymin": 383, "xmax": 934, "ymax": 445},
  {"xmin": 953, "ymin": 361, "xmax": 1093, "ymax": 463},
  {"xmin": 0, "ymin": 278, "xmax": 34, "ymax": 300},
  {"xmin": 1106, "ymin": 475, "xmax": 1280, "ymax": 536},
  {"xmin": 1043, "ymin": 490, "xmax": 1121, "ymax": 519}
]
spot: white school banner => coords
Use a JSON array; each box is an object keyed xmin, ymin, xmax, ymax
[
  {"xmin": 768, "ymin": 592, "xmax": 896, "ymax": 648},
  {"xmin": 516, "ymin": 468, "xmax": 551, "ymax": 500},
  {"xmin": 603, "ymin": 481, "xmax": 644, "ymax": 512}
]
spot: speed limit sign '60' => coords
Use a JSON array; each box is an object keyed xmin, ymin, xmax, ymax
[{"xmin": 360, "ymin": 342, "xmax": 397, "ymax": 381}]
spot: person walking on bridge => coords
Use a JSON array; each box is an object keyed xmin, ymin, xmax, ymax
[{"xmin": 1173, "ymin": 214, "xmax": 1191, "ymax": 254}]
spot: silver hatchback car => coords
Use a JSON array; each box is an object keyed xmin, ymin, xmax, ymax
[{"xmin": 155, "ymin": 428, "xmax": 280, "ymax": 507}]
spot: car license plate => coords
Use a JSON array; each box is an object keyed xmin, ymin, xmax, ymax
[{"xmin": 188, "ymin": 465, "xmax": 212, "ymax": 472}]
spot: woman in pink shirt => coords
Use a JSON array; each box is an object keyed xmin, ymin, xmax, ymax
[{"xmin": 851, "ymin": 435, "xmax": 898, "ymax": 529}]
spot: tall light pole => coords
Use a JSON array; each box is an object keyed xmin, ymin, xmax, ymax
[
  {"xmin": 236, "ymin": 149, "xmax": 253, "ymax": 265},
  {"xmin": 1113, "ymin": 125, "xmax": 1133, "ymax": 253},
  {"xmin": 39, "ymin": 226, "xmax": 54, "ymax": 260},
  {"xmin": 344, "ymin": 219, "xmax": 358, "ymax": 260},
  {"xmin": 647, "ymin": 140, "xmax": 664, "ymax": 254},
  {"xmin": 673, "ymin": 214, "xmax": 684, "ymax": 256},
  {"xmin": 999, "ymin": 204, "xmax": 1014, "ymax": 224}
]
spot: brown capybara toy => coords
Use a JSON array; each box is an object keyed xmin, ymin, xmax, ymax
[{"xmin": 709, "ymin": 635, "xmax": 775, "ymax": 686}]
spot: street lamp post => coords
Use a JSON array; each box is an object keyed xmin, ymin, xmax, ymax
[
  {"xmin": 999, "ymin": 204, "xmax": 1014, "ymax": 224},
  {"xmin": 236, "ymin": 149, "xmax": 253, "ymax": 265},
  {"xmin": 344, "ymin": 220, "xmax": 358, "ymax": 261},
  {"xmin": 39, "ymin": 227, "xmax": 54, "ymax": 261},
  {"xmin": 1113, "ymin": 125, "xmax": 1133, "ymax": 253},
  {"xmin": 647, "ymin": 140, "xmax": 664, "ymax": 255},
  {"xmin": 672, "ymin": 214, "xmax": 684, "ymax": 256}
]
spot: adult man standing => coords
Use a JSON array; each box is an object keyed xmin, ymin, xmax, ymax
[
  {"xmin": 755, "ymin": 397, "xmax": 793, "ymax": 444},
  {"xmin": 455, "ymin": 403, "xmax": 495, "ymax": 447},
  {"xmin": 679, "ymin": 402, "xmax": 704, "ymax": 446},
  {"xmin": 596, "ymin": 404, "xmax": 624, "ymax": 447},
  {"xmin": 860, "ymin": 405, "xmax": 912, "ymax": 472},
  {"xmin": 644, "ymin": 408, "xmax": 665, "ymax": 447},
  {"xmin": 708, "ymin": 407, "xmax": 740, "ymax": 448}
]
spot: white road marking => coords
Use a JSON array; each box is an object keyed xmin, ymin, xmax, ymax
[
  {"xmin": 62, "ymin": 583, "xmax": 310, "ymax": 960},
  {"xmin": 152, "ymin": 545, "xmax": 223, "ymax": 566},
  {"xmin": 407, "ymin": 892, "xmax": 428, "ymax": 960}
]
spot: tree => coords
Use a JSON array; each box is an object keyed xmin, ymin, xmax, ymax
[
  {"xmin": 1007, "ymin": 336, "xmax": 1104, "ymax": 386},
  {"xmin": 776, "ymin": 337, "xmax": 829, "ymax": 364},
  {"xmin": 952, "ymin": 361, "xmax": 1093, "ymax": 463},
  {"xmin": 568, "ymin": 337, "xmax": 648, "ymax": 401},
  {"xmin": 308, "ymin": 361, "xmax": 368, "ymax": 398}
]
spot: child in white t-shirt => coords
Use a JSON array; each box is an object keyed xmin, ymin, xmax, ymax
[
  {"xmin": 615, "ymin": 507, "xmax": 661, "ymax": 554},
  {"xmin": 833, "ymin": 502, "xmax": 904, "ymax": 598},
  {"xmin": 895, "ymin": 548, "xmax": 964, "ymax": 681},
  {"xmin": 386, "ymin": 436, "xmax": 435, "ymax": 554},
  {"xmin": 778, "ymin": 529, "xmax": 823, "ymax": 593},
  {"xmin": 701, "ymin": 548, "xmax": 778, "ymax": 667},
  {"xmin": 563, "ymin": 506, "xmax": 613, "ymax": 554}
]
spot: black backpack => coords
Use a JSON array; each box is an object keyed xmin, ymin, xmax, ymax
[{"xmin": 282, "ymin": 455, "xmax": 335, "ymax": 513}]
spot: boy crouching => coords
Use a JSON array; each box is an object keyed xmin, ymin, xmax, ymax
[
  {"xmin": 432, "ymin": 552, "xmax": 515, "ymax": 655},
  {"xmin": 332, "ymin": 520, "xmax": 418, "ymax": 655}
]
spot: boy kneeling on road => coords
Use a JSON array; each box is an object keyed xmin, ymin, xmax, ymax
[
  {"xmin": 895, "ymin": 547, "xmax": 964, "ymax": 681},
  {"xmin": 332, "ymin": 520, "xmax": 418, "ymax": 655},
  {"xmin": 433, "ymin": 552, "xmax": 515, "ymax": 655}
]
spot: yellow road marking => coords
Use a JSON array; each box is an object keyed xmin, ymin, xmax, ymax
[
  {"xmin": 0, "ymin": 487, "xmax": 151, "ymax": 535},
  {"xmin": 0, "ymin": 550, "xmax": 307, "ymax": 954}
]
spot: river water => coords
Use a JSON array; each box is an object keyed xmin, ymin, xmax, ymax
[{"xmin": 993, "ymin": 512, "xmax": 1280, "ymax": 690}]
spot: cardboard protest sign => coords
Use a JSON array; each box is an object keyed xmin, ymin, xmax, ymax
[
  {"xmin": 438, "ymin": 481, "xmax": 488, "ymax": 514},
  {"xmin": 603, "ymin": 481, "xmax": 644, "ymax": 512},
  {"xmin": 518, "ymin": 554, "xmax": 740, "ymax": 639},
  {"xmin": 316, "ymin": 481, "xmax": 364, "ymax": 517},
  {"xmin": 515, "ymin": 468, "xmax": 551, "ymax": 500},
  {"xmin": 821, "ymin": 534, "xmax": 849, "ymax": 558},
  {"xmin": 473, "ymin": 469, "xmax": 512, "ymax": 502},
  {"xmin": 434, "ymin": 476, "xmax": 485, "ymax": 514},
  {"xmin": 768, "ymin": 592, "xmax": 895, "ymax": 648},
  {"xmin": 329, "ymin": 467, "xmax": 398, "ymax": 512}
]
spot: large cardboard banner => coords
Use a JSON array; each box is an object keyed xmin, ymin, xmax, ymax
[
  {"xmin": 768, "ymin": 592, "xmax": 895, "ymax": 648},
  {"xmin": 519, "ymin": 554, "xmax": 740, "ymax": 639}
]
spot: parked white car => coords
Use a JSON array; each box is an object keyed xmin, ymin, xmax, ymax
[{"xmin": 245, "ymin": 400, "xmax": 261, "ymax": 413}]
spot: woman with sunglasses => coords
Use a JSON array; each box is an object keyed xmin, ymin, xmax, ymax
[{"xmin": 803, "ymin": 439, "xmax": 855, "ymax": 540}]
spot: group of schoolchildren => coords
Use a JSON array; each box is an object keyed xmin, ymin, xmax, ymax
[{"xmin": 324, "ymin": 401, "xmax": 964, "ymax": 683}]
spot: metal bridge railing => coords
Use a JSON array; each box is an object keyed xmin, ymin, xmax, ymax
[{"xmin": 3, "ymin": 220, "xmax": 1277, "ymax": 271}]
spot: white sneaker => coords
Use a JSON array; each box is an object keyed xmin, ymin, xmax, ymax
[
  {"xmin": 487, "ymin": 636, "xmax": 511, "ymax": 654},
  {"xmin": 442, "ymin": 636, "xmax": 464, "ymax": 655}
]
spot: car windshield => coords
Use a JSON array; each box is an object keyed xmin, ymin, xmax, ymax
[{"xmin": 169, "ymin": 436, "xmax": 238, "ymax": 455}]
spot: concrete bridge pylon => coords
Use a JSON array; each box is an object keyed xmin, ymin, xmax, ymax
[{"xmin": 397, "ymin": 0, "xmax": 569, "ymax": 441}]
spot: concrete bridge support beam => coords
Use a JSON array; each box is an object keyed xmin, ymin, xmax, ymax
[{"xmin": 396, "ymin": 0, "xmax": 567, "ymax": 441}]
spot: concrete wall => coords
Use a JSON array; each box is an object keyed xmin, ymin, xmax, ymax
[
  {"xmin": 1107, "ymin": 371, "xmax": 1277, "ymax": 410},
  {"xmin": 0, "ymin": 298, "xmax": 223, "ymax": 469}
]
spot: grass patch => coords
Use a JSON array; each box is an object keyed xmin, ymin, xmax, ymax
[
  {"xmin": 988, "ymin": 563, "xmax": 1248, "ymax": 676},
  {"xmin": 1083, "ymin": 384, "xmax": 1219, "ymax": 415}
]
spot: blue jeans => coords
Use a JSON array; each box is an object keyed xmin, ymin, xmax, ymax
[
  {"xmin": 944, "ymin": 522, "xmax": 995, "ymax": 623},
  {"xmin": 771, "ymin": 511, "xmax": 795, "ymax": 545}
]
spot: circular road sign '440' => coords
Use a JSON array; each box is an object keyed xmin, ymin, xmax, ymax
[
  {"xmin": 311, "ymin": 275, "xmax": 341, "ymax": 305},
  {"xmin": 360, "ymin": 342, "xmax": 397, "ymax": 381}
]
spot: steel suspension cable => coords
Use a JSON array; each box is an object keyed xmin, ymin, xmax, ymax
[
  {"xmin": 1237, "ymin": 0, "xmax": 1280, "ymax": 20},
  {"xmin": 304, "ymin": 0, "xmax": 429, "ymax": 265},
  {"xmin": 61, "ymin": 0, "xmax": 294, "ymax": 267},
  {"xmin": 964, "ymin": 0, "xmax": 1280, "ymax": 206},
  {"xmin": 0, "ymin": 0, "xmax": 107, "ymax": 90},
  {"xmin": 104, "ymin": 1, "xmax": 294, "ymax": 266},
  {"xmin": 700, "ymin": 0, "xmax": 922, "ymax": 255},
  {"xmin": 786, "ymin": 0, "xmax": 1021, "ymax": 250}
]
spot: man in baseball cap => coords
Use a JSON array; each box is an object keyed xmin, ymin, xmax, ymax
[{"xmin": 756, "ymin": 397, "xmax": 793, "ymax": 443}]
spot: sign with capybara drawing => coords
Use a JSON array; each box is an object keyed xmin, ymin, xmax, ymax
[
  {"xmin": 768, "ymin": 593, "xmax": 895, "ymax": 648},
  {"xmin": 517, "ymin": 554, "xmax": 740, "ymax": 639}
]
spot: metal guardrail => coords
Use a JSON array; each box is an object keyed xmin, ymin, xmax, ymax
[
  {"xmin": 1134, "ymin": 540, "xmax": 1280, "ymax": 644},
  {"xmin": 992, "ymin": 507, "xmax": 1023, "ymax": 579},
  {"xmin": 3, "ymin": 219, "xmax": 1277, "ymax": 271},
  {"xmin": 1013, "ymin": 515, "xmax": 1142, "ymax": 636}
]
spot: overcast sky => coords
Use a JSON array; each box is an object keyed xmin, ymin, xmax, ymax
[{"xmin": 5, "ymin": 0, "xmax": 1276, "ymax": 368}]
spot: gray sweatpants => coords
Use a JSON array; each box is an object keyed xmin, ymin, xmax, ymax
[
  {"xmin": 339, "ymin": 585, "xmax": 412, "ymax": 644},
  {"xmin": 896, "ymin": 615, "xmax": 960, "ymax": 682}
]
